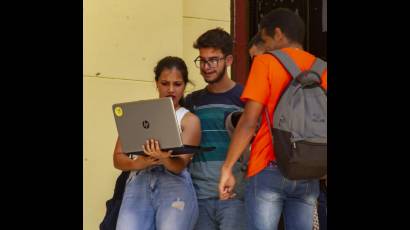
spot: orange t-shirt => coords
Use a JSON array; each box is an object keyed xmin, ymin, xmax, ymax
[{"xmin": 241, "ymin": 47, "xmax": 327, "ymax": 178}]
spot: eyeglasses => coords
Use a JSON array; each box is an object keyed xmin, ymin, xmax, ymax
[{"xmin": 194, "ymin": 56, "xmax": 226, "ymax": 68}]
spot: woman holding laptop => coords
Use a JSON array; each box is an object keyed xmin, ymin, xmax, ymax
[{"xmin": 113, "ymin": 56, "xmax": 201, "ymax": 230}]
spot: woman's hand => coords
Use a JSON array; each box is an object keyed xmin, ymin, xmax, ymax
[
  {"xmin": 137, "ymin": 155, "xmax": 161, "ymax": 168},
  {"xmin": 142, "ymin": 139, "xmax": 172, "ymax": 161},
  {"xmin": 113, "ymin": 136, "xmax": 162, "ymax": 171}
]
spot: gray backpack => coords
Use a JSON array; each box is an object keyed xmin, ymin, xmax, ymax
[{"xmin": 266, "ymin": 50, "xmax": 327, "ymax": 180}]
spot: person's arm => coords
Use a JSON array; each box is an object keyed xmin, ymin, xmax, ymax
[
  {"xmin": 143, "ymin": 112, "xmax": 201, "ymax": 174},
  {"xmin": 113, "ymin": 137, "xmax": 160, "ymax": 171},
  {"xmin": 219, "ymin": 100, "xmax": 264, "ymax": 200}
]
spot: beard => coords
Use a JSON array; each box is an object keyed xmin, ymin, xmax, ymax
[{"xmin": 202, "ymin": 64, "xmax": 227, "ymax": 84}]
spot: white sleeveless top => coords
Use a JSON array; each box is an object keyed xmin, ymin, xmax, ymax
[{"xmin": 175, "ymin": 106, "xmax": 190, "ymax": 133}]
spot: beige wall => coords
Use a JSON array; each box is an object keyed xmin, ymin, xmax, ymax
[
  {"xmin": 183, "ymin": 0, "xmax": 231, "ymax": 90},
  {"xmin": 84, "ymin": 0, "xmax": 230, "ymax": 229},
  {"xmin": 84, "ymin": 0, "xmax": 183, "ymax": 80}
]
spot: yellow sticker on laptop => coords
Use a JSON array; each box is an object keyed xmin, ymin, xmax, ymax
[{"xmin": 114, "ymin": 106, "xmax": 123, "ymax": 117}]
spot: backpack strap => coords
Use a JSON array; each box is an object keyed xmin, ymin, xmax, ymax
[
  {"xmin": 310, "ymin": 57, "xmax": 327, "ymax": 76},
  {"xmin": 267, "ymin": 50, "xmax": 301, "ymax": 79}
]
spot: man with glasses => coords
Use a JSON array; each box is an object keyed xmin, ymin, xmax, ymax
[{"xmin": 184, "ymin": 27, "xmax": 247, "ymax": 230}]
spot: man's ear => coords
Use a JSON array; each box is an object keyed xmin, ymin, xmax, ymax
[
  {"xmin": 225, "ymin": 54, "xmax": 234, "ymax": 66},
  {"xmin": 274, "ymin": 27, "xmax": 285, "ymax": 42}
]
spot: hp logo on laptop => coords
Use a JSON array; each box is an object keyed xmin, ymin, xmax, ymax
[{"xmin": 142, "ymin": 120, "xmax": 150, "ymax": 129}]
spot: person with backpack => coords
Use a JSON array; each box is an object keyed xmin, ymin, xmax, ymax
[
  {"xmin": 218, "ymin": 8, "xmax": 327, "ymax": 230},
  {"xmin": 113, "ymin": 56, "xmax": 201, "ymax": 230}
]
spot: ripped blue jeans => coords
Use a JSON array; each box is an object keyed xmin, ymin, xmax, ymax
[{"xmin": 116, "ymin": 166, "xmax": 199, "ymax": 230}]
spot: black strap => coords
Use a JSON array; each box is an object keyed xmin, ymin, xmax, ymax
[{"xmin": 112, "ymin": 171, "xmax": 130, "ymax": 200}]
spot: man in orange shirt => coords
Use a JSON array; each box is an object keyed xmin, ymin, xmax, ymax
[{"xmin": 218, "ymin": 8, "xmax": 327, "ymax": 230}]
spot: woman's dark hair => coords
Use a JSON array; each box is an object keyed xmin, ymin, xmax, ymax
[
  {"xmin": 248, "ymin": 32, "xmax": 264, "ymax": 49},
  {"xmin": 154, "ymin": 56, "xmax": 189, "ymax": 85},
  {"xmin": 153, "ymin": 56, "xmax": 192, "ymax": 106}
]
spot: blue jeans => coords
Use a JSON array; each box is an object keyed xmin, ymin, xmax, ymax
[
  {"xmin": 116, "ymin": 166, "xmax": 198, "ymax": 230},
  {"xmin": 193, "ymin": 198, "xmax": 247, "ymax": 230},
  {"xmin": 245, "ymin": 163, "xmax": 319, "ymax": 230}
]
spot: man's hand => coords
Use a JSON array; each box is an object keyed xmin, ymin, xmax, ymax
[{"xmin": 218, "ymin": 165, "xmax": 236, "ymax": 200}]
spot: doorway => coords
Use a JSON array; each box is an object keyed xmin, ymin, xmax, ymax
[{"xmin": 231, "ymin": 0, "xmax": 327, "ymax": 84}]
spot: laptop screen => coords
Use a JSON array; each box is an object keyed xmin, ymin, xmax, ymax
[{"xmin": 112, "ymin": 97, "xmax": 183, "ymax": 154}]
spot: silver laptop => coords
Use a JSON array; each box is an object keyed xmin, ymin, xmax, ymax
[{"xmin": 112, "ymin": 97, "xmax": 214, "ymax": 155}]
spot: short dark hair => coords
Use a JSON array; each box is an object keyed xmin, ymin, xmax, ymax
[
  {"xmin": 260, "ymin": 8, "xmax": 305, "ymax": 45},
  {"xmin": 154, "ymin": 56, "xmax": 189, "ymax": 85},
  {"xmin": 248, "ymin": 32, "xmax": 264, "ymax": 49},
  {"xmin": 193, "ymin": 27, "xmax": 233, "ymax": 56}
]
